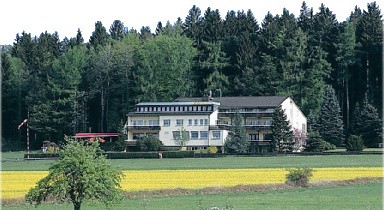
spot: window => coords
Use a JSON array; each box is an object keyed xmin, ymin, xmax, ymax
[
  {"xmin": 133, "ymin": 120, "xmax": 144, "ymax": 126},
  {"xmin": 204, "ymin": 119, "xmax": 208, "ymax": 125},
  {"xmin": 163, "ymin": 119, "xmax": 170, "ymax": 126},
  {"xmin": 200, "ymin": 131, "xmax": 208, "ymax": 139},
  {"xmin": 191, "ymin": 131, "xmax": 199, "ymax": 140},
  {"xmin": 207, "ymin": 106, "xmax": 212, "ymax": 111},
  {"xmin": 212, "ymin": 131, "xmax": 220, "ymax": 139},
  {"xmin": 188, "ymin": 119, "xmax": 192, "ymax": 126},
  {"xmin": 263, "ymin": 133, "xmax": 272, "ymax": 140},
  {"xmin": 133, "ymin": 133, "xmax": 144, "ymax": 140},
  {"xmin": 302, "ymin": 124, "xmax": 306, "ymax": 131},
  {"xmin": 194, "ymin": 119, "xmax": 198, "ymax": 126},
  {"xmin": 172, "ymin": 131, "xmax": 180, "ymax": 140},
  {"xmin": 149, "ymin": 120, "xmax": 159, "ymax": 126},
  {"xmin": 176, "ymin": 119, "xmax": 183, "ymax": 126},
  {"xmin": 249, "ymin": 134, "xmax": 259, "ymax": 141},
  {"xmin": 199, "ymin": 119, "xmax": 204, "ymax": 125}
]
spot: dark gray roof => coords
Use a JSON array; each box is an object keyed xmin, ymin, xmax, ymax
[{"xmin": 175, "ymin": 96, "xmax": 289, "ymax": 108}]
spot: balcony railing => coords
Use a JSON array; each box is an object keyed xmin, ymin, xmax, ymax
[
  {"xmin": 218, "ymin": 112, "xmax": 273, "ymax": 118},
  {"xmin": 125, "ymin": 125, "xmax": 161, "ymax": 131},
  {"xmin": 210, "ymin": 124, "xmax": 271, "ymax": 130}
]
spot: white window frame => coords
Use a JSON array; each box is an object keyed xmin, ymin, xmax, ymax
[
  {"xmin": 200, "ymin": 131, "xmax": 208, "ymax": 139},
  {"xmin": 163, "ymin": 119, "xmax": 171, "ymax": 126},
  {"xmin": 191, "ymin": 131, "xmax": 199, "ymax": 140},
  {"xmin": 176, "ymin": 119, "xmax": 183, "ymax": 126},
  {"xmin": 212, "ymin": 131, "xmax": 220, "ymax": 139}
]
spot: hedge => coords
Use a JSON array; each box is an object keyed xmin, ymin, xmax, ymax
[
  {"xmin": 24, "ymin": 150, "xmax": 381, "ymax": 159},
  {"xmin": 25, "ymin": 150, "xmax": 195, "ymax": 159}
]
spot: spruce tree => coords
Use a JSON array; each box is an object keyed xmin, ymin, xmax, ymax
[
  {"xmin": 316, "ymin": 86, "xmax": 345, "ymax": 146},
  {"xmin": 271, "ymin": 105, "xmax": 294, "ymax": 153},
  {"xmin": 224, "ymin": 111, "xmax": 249, "ymax": 154},
  {"xmin": 89, "ymin": 21, "xmax": 110, "ymax": 48},
  {"xmin": 305, "ymin": 131, "xmax": 324, "ymax": 152},
  {"xmin": 350, "ymin": 101, "xmax": 382, "ymax": 147},
  {"xmin": 109, "ymin": 20, "xmax": 126, "ymax": 40}
]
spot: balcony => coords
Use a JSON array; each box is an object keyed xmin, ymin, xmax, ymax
[
  {"xmin": 210, "ymin": 124, "xmax": 271, "ymax": 131},
  {"xmin": 219, "ymin": 112, "xmax": 273, "ymax": 118},
  {"xmin": 248, "ymin": 140, "xmax": 271, "ymax": 145},
  {"xmin": 125, "ymin": 125, "xmax": 161, "ymax": 131}
]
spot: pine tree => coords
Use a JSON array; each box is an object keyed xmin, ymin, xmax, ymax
[
  {"xmin": 305, "ymin": 131, "xmax": 324, "ymax": 152},
  {"xmin": 271, "ymin": 105, "xmax": 294, "ymax": 153},
  {"xmin": 224, "ymin": 111, "xmax": 249, "ymax": 154},
  {"xmin": 183, "ymin": 5, "xmax": 202, "ymax": 47},
  {"xmin": 350, "ymin": 101, "xmax": 382, "ymax": 147},
  {"xmin": 89, "ymin": 21, "xmax": 110, "ymax": 48},
  {"xmin": 316, "ymin": 86, "xmax": 345, "ymax": 146},
  {"xmin": 109, "ymin": 20, "xmax": 126, "ymax": 40},
  {"xmin": 335, "ymin": 21, "xmax": 356, "ymax": 130}
]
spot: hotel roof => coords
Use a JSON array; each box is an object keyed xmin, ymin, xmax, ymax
[{"xmin": 175, "ymin": 96, "xmax": 289, "ymax": 108}]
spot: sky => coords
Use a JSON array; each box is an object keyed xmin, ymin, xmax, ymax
[{"xmin": 0, "ymin": 0, "xmax": 381, "ymax": 45}]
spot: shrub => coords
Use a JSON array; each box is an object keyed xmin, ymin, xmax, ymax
[
  {"xmin": 135, "ymin": 135, "xmax": 163, "ymax": 151},
  {"xmin": 346, "ymin": 135, "xmax": 365, "ymax": 152},
  {"xmin": 319, "ymin": 140, "xmax": 336, "ymax": 151},
  {"xmin": 286, "ymin": 167, "xmax": 313, "ymax": 187},
  {"xmin": 207, "ymin": 146, "xmax": 218, "ymax": 154}
]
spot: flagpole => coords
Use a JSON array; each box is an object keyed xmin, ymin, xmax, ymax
[{"xmin": 27, "ymin": 111, "xmax": 30, "ymax": 159}]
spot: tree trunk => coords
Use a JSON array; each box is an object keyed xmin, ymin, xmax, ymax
[
  {"xmin": 345, "ymin": 76, "xmax": 350, "ymax": 130},
  {"xmin": 73, "ymin": 201, "xmax": 81, "ymax": 210},
  {"xmin": 101, "ymin": 87, "xmax": 104, "ymax": 132}
]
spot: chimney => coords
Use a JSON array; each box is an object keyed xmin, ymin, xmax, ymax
[{"xmin": 202, "ymin": 90, "xmax": 213, "ymax": 101}]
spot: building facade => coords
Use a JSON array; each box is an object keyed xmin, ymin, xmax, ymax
[{"xmin": 125, "ymin": 96, "xmax": 307, "ymax": 153}]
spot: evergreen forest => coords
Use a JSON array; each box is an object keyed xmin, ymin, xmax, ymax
[{"xmin": 1, "ymin": 2, "xmax": 382, "ymax": 150}]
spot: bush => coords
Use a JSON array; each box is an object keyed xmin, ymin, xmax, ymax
[
  {"xmin": 320, "ymin": 140, "xmax": 336, "ymax": 151},
  {"xmin": 346, "ymin": 135, "xmax": 365, "ymax": 152},
  {"xmin": 207, "ymin": 146, "xmax": 218, "ymax": 154},
  {"xmin": 135, "ymin": 135, "xmax": 163, "ymax": 151},
  {"xmin": 286, "ymin": 167, "xmax": 313, "ymax": 187}
]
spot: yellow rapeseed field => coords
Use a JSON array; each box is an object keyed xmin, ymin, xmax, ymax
[{"xmin": 1, "ymin": 167, "xmax": 382, "ymax": 199}]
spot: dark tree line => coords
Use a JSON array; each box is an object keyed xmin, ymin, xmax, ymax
[{"xmin": 1, "ymin": 2, "xmax": 382, "ymax": 150}]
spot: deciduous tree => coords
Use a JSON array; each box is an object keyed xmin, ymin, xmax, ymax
[{"xmin": 25, "ymin": 136, "xmax": 124, "ymax": 210}]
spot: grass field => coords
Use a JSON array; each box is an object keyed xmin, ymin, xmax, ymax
[
  {"xmin": 2, "ymin": 182, "xmax": 382, "ymax": 210},
  {"xmin": 1, "ymin": 151, "xmax": 383, "ymax": 209},
  {"xmin": 1, "ymin": 152, "xmax": 383, "ymax": 171}
]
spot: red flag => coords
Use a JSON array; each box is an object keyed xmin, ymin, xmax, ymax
[{"xmin": 18, "ymin": 119, "xmax": 28, "ymax": 129}]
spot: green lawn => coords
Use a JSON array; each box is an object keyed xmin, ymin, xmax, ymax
[
  {"xmin": 2, "ymin": 152, "xmax": 383, "ymax": 171},
  {"xmin": 3, "ymin": 182, "xmax": 382, "ymax": 210}
]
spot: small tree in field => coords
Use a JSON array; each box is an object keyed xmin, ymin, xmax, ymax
[
  {"xmin": 25, "ymin": 136, "xmax": 124, "ymax": 210},
  {"xmin": 286, "ymin": 167, "xmax": 313, "ymax": 187}
]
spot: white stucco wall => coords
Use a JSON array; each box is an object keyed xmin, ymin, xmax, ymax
[{"xmin": 280, "ymin": 97, "xmax": 307, "ymax": 133}]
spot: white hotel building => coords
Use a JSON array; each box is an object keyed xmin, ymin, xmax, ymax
[{"xmin": 125, "ymin": 95, "xmax": 307, "ymax": 153}]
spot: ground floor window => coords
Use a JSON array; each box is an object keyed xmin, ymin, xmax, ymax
[
  {"xmin": 249, "ymin": 134, "xmax": 259, "ymax": 141},
  {"xmin": 200, "ymin": 131, "xmax": 208, "ymax": 139},
  {"xmin": 191, "ymin": 131, "xmax": 199, "ymax": 139},
  {"xmin": 212, "ymin": 131, "xmax": 221, "ymax": 139}
]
